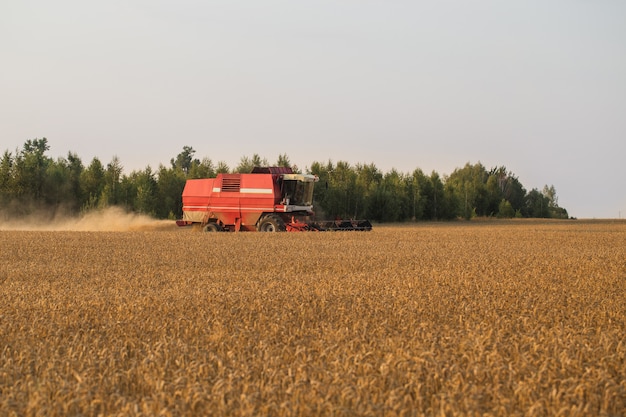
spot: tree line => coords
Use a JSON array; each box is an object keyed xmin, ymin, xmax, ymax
[{"xmin": 0, "ymin": 138, "xmax": 569, "ymax": 222}]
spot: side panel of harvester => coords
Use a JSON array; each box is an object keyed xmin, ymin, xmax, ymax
[
  {"xmin": 181, "ymin": 173, "xmax": 281, "ymax": 231},
  {"xmin": 238, "ymin": 173, "xmax": 281, "ymax": 228},
  {"xmin": 181, "ymin": 178, "xmax": 222, "ymax": 223},
  {"xmin": 181, "ymin": 177, "xmax": 223, "ymax": 228}
]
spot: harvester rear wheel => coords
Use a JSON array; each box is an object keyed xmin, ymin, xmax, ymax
[
  {"xmin": 203, "ymin": 222, "xmax": 223, "ymax": 232},
  {"xmin": 258, "ymin": 215, "xmax": 286, "ymax": 232}
]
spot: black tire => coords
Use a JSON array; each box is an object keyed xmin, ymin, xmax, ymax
[
  {"xmin": 257, "ymin": 215, "xmax": 286, "ymax": 232},
  {"xmin": 203, "ymin": 222, "xmax": 223, "ymax": 232}
]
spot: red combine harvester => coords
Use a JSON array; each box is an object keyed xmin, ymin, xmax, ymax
[{"xmin": 176, "ymin": 167, "xmax": 372, "ymax": 232}]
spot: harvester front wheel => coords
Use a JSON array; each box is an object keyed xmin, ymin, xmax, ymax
[
  {"xmin": 203, "ymin": 222, "xmax": 223, "ymax": 232},
  {"xmin": 258, "ymin": 215, "xmax": 286, "ymax": 232}
]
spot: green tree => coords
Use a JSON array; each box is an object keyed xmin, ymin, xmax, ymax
[
  {"xmin": 485, "ymin": 175, "xmax": 502, "ymax": 216},
  {"xmin": 507, "ymin": 175, "xmax": 527, "ymax": 214},
  {"xmin": 354, "ymin": 163, "xmax": 382, "ymax": 220},
  {"xmin": 328, "ymin": 161, "xmax": 358, "ymax": 218},
  {"xmin": 447, "ymin": 162, "xmax": 489, "ymax": 219},
  {"xmin": 188, "ymin": 157, "xmax": 215, "ymax": 179},
  {"xmin": 429, "ymin": 171, "xmax": 445, "ymax": 220},
  {"xmin": 80, "ymin": 157, "xmax": 105, "ymax": 211},
  {"xmin": 96, "ymin": 156, "xmax": 123, "ymax": 208},
  {"xmin": 308, "ymin": 160, "xmax": 364, "ymax": 219},
  {"xmin": 367, "ymin": 169, "xmax": 408, "ymax": 222},
  {"xmin": 488, "ymin": 166, "xmax": 526, "ymax": 215},
  {"xmin": 441, "ymin": 180, "xmax": 459, "ymax": 220},
  {"xmin": 551, "ymin": 206, "xmax": 569, "ymax": 219},
  {"xmin": 215, "ymin": 161, "xmax": 230, "ymax": 174},
  {"xmin": 524, "ymin": 188, "xmax": 550, "ymax": 218},
  {"xmin": 117, "ymin": 174, "xmax": 136, "ymax": 210},
  {"xmin": 170, "ymin": 146, "xmax": 198, "ymax": 174},
  {"xmin": 367, "ymin": 184, "xmax": 391, "ymax": 222},
  {"xmin": 156, "ymin": 164, "xmax": 186, "ymax": 219},
  {"xmin": 408, "ymin": 168, "xmax": 430, "ymax": 221},
  {"xmin": 131, "ymin": 167, "xmax": 158, "ymax": 216},
  {"xmin": 42, "ymin": 157, "xmax": 71, "ymax": 208},
  {"xmin": 235, "ymin": 154, "xmax": 268, "ymax": 173},
  {"xmin": 0, "ymin": 151, "xmax": 15, "ymax": 205},
  {"xmin": 498, "ymin": 199, "xmax": 515, "ymax": 218},
  {"xmin": 276, "ymin": 153, "xmax": 291, "ymax": 168},
  {"xmin": 308, "ymin": 160, "xmax": 333, "ymax": 218},
  {"xmin": 542, "ymin": 185, "xmax": 568, "ymax": 218},
  {"xmin": 542, "ymin": 185, "xmax": 557, "ymax": 208},
  {"xmin": 66, "ymin": 152, "xmax": 84, "ymax": 211},
  {"xmin": 16, "ymin": 138, "xmax": 52, "ymax": 203}
]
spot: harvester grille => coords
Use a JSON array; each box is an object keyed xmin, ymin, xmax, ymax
[{"xmin": 221, "ymin": 176, "xmax": 241, "ymax": 192}]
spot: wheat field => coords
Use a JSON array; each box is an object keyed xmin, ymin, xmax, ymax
[{"xmin": 1, "ymin": 218, "xmax": 625, "ymax": 416}]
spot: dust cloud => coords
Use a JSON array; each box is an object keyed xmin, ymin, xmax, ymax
[{"xmin": 0, "ymin": 206, "xmax": 174, "ymax": 232}]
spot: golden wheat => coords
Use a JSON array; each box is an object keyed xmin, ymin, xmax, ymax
[{"xmin": 1, "ymin": 220, "xmax": 625, "ymax": 416}]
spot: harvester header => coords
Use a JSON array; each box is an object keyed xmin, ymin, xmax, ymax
[{"xmin": 176, "ymin": 167, "xmax": 371, "ymax": 232}]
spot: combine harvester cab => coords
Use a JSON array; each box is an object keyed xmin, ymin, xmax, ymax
[{"xmin": 176, "ymin": 167, "xmax": 372, "ymax": 232}]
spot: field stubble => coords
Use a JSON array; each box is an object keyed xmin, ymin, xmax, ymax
[{"xmin": 1, "ymin": 220, "xmax": 625, "ymax": 416}]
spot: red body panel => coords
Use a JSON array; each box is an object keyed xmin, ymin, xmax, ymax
[{"xmin": 182, "ymin": 173, "xmax": 286, "ymax": 231}]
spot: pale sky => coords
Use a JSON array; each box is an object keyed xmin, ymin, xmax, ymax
[{"xmin": 2, "ymin": 1, "xmax": 625, "ymax": 218}]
